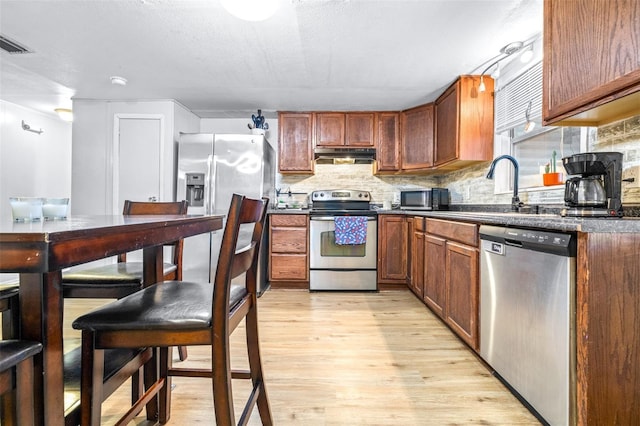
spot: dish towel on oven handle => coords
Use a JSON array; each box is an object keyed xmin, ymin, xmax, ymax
[{"xmin": 334, "ymin": 216, "xmax": 368, "ymax": 245}]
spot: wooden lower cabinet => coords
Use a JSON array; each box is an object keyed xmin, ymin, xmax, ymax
[
  {"xmin": 423, "ymin": 233, "xmax": 445, "ymax": 318},
  {"xmin": 575, "ymin": 232, "xmax": 640, "ymax": 425},
  {"xmin": 443, "ymin": 241, "xmax": 478, "ymax": 349},
  {"xmin": 268, "ymin": 214, "xmax": 309, "ymax": 286},
  {"xmin": 377, "ymin": 215, "xmax": 408, "ymax": 286},
  {"xmin": 411, "ymin": 218, "xmax": 479, "ymax": 350}
]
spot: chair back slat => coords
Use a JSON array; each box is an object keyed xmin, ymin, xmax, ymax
[
  {"xmin": 123, "ymin": 200, "xmax": 188, "ymax": 215},
  {"xmin": 230, "ymin": 243, "xmax": 257, "ymax": 280},
  {"xmin": 213, "ymin": 194, "xmax": 268, "ymax": 315},
  {"xmin": 119, "ymin": 200, "xmax": 189, "ymax": 266}
]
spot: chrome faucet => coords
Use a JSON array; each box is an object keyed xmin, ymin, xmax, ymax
[{"xmin": 486, "ymin": 155, "xmax": 523, "ymax": 211}]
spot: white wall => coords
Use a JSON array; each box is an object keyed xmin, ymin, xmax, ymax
[
  {"xmin": 0, "ymin": 100, "xmax": 72, "ymax": 284},
  {"xmin": 71, "ymin": 99, "xmax": 199, "ymax": 214},
  {"xmin": 0, "ymin": 100, "xmax": 72, "ymax": 220}
]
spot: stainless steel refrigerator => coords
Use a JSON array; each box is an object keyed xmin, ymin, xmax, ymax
[{"xmin": 177, "ymin": 133, "xmax": 275, "ymax": 294}]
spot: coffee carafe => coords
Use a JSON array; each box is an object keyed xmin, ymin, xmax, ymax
[
  {"xmin": 564, "ymin": 176, "xmax": 606, "ymax": 206},
  {"xmin": 561, "ymin": 152, "xmax": 623, "ymax": 217}
]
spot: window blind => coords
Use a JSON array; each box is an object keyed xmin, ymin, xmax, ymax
[{"xmin": 495, "ymin": 61, "xmax": 542, "ymax": 133}]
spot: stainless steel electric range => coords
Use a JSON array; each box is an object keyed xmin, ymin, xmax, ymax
[{"xmin": 309, "ymin": 189, "xmax": 377, "ymax": 291}]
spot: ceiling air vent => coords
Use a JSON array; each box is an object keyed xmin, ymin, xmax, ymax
[{"xmin": 0, "ymin": 35, "xmax": 32, "ymax": 54}]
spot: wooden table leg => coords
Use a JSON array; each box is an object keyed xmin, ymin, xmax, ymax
[{"xmin": 20, "ymin": 272, "xmax": 65, "ymax": 426}]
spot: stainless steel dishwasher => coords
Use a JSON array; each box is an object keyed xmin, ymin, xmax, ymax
[{"xmin": 479, "ymin": 225, "xmax": 576, "ymax": 426}]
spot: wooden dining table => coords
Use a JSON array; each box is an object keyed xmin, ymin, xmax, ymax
[{"xmin": 0, "ymin": 213, "xmax": 223, "ymax": 425}]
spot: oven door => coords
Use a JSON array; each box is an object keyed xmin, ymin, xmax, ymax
[
  {"xmin": 309, "ymin": 215, "xmax": 377, "ymax": 269},
  {"xmin": 309, "ymin": 215, "xmax": 377, "ymax": 291}
]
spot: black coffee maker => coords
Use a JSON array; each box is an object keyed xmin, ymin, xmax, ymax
[{"xmin": 561, "ymin": 152, "xmax": 623, "ymax": 217}]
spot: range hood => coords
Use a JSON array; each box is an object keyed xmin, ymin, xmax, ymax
[{"xmin": 314, "ymin": 147, "xmax": 376, "ymax": 164}]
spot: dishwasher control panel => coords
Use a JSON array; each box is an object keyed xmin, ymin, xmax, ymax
[
  {"xmin": 504, "ymin": 228, "xmax": 572, "ymax": 247},
  {"xmin": 480, "ymin": 225, "xmax": 576, "ymax": 257}
]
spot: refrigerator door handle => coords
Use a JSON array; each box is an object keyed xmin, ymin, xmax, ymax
[{"xmin": 206, "ymin": 153, "xmax": 214, "ymax": 215}]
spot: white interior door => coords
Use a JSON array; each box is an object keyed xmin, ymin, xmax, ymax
[
  {"xmin": 113, "ymin": 115, "xmax": 164, "ymax": 213},
  {"xmin": 113, "ymin": 115, "xmax": 164, "ymax": 263}
]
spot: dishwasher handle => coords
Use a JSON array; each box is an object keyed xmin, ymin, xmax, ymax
[{"xmin": 504, "ymin": 238, "xmax": 523, "ymax": 248}]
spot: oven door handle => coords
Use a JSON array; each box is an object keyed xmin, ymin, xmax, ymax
[{"xmin": 310, "ymin": 216, "xmax": 377, "ymax": 221}]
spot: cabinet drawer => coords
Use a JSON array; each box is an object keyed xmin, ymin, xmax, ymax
[
  {"xmin": 271, "ymin": 228, "xmax": 307, "ymax": 253},
  {"xmin": 270, "ymin": 254, "xmax": 308, "ymax": 281},
  {"xmin": 425, "ymin": 218, "xmax": 477, "ymax": 246},
  {"xmin": 270, "ymin": 214, "xmax": 308, "ymax": 227},
  {"xmin": 414, "ymin": 216, "xmax": 425, "ymax": 231}
]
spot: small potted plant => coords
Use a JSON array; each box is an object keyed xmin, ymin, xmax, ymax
[{"xmin": 543, "ymin": 150, "xmax": 563, "ymax": 186}]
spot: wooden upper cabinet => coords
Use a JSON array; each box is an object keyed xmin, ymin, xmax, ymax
[
  {"xmin": 434, "ymin": 75, "xmax": 494, "ymax": 170},
  {"xmin": 375, "ymin": 112, "xmax": 400, "ymax": 172},
  {"xmin": 345, "ymin": 113, "xmax": 375, "ymax": 147},
  {"xmin": 278, "ymin": 112, "xmax": 314, "ymax": 174},
  {"xmin": 316, "ymin": 112, "xmax": 375, "ymax": 147},
  {"xmin": 543, "ymin": 0, "xmax": 640, "ymax": 126},
  {"xmin": 400, "ymin": 103, "xmax": 434, "ymax": 171},
  {"xmin": 315, "ymin": 113, "xmax": 345, "ymax": 147}
]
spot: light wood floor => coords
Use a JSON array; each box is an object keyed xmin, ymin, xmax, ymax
[{"xmin": 62, "ymin": 289, "xmax": 541, "ymax": 425}]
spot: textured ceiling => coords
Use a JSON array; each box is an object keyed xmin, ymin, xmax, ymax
[{"xmin": 0, "ymin": 0, "xmax": 543, "ymax": 118}]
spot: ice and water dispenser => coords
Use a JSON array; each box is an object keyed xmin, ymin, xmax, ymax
[{"xmin": 185, "ymin": 172, "xmax": 205, "ymax": 207}]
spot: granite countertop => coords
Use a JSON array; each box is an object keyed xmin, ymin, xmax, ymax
[
  {"xmin": 268, "ymin": 206, "xmax": 640, "ymax": 233},
  {"xmin": 378, "ymin": 209, "xmax": 640, "ymax": 233}
]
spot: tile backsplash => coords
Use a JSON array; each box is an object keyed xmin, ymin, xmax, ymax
[{"xmin": 277, "ymin": 115, "xmax": 640, "ymax": 206}]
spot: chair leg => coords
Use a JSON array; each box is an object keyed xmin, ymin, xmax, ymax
[
  {"xmin": 131, "ymin": 367, "xmax": 143, "ymax": 405},
  {"xmin": 80, "ymin": 331, "xmax": 104, "ymax": 426},
  {"xmin": 212, "ymin": 332, "xmax": 235, "ymax": 425},
  {"xmin": 15, "ymin": 357, "xmax": 35, "ymax": 426},
  {"xmin": 2, "ymin": 293, "xmax": 20, "ymax": 339},
  {"xmin": 245, "ymin": 303, "xmax": 273, "ymax": 426},
  {"xmin": 143, "ymin": 348, "xmax": 159, "ymax": 422},
  {"xmin": 1, "ymin": 389, "xmax": 17, "ymax": 426},
  {"xmin": 158, "ymin": 347, "xmax": 172, "ymax": 424},
  {"xmin": 177, "ymin": 345, "xmax": 188, "ymax": 361}
]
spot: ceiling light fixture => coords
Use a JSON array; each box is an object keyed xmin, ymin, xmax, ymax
[
  {"xmin": 54, "ymin": 108, "xmax": 73, "ymax": 122},
  {"xmin": 110, "ymin": 76, "xmax": 128, "ymax": 86},
  {"xmin": 477, "ymin": 41, "xmax": 526, "ymax": 93},
  {"xmin": 221, "ymin": 0, "xmax": 281, "ymax": 21}
]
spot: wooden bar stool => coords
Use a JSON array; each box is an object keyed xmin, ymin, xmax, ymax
[
  {"xmin": 73, "ymin": 194, "xmax": 272, "ymax": 425},
  {"xmin": 0, "ymin": 340, "xmax": 43, "ymax": 426},
  {"xmin": 62, "ymin": 200, "xmax": 190, "ymax": 361}
]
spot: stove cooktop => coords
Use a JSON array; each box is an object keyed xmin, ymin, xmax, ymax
[
  {"xmin": 310, "ymin": 189, "xmax": 373, "ymax": 215},
  {"xmin": 310, "ymin": 189, "xmax": 371, "ymax": 203}
]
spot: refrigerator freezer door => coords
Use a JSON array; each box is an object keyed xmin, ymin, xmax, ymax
[
  {"xmin": 178, "ymin": 133, "xmax": 214, "ymax": 281},
  {"xmin": 177, "ymin": 133, "xmax": 214, "ymax": 216}
]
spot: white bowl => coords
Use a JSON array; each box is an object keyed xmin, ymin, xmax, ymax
[
  {"xmin": 9, "ymin": 197, "xmax": 43, "ymax": 222},
  {"xmin": 42, "ymin": 198, "xmax": 69, "ymax": 220}
]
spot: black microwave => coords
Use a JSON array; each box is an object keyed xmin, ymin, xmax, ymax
[{"xmin": 400, "ymin": 188, "xmax": 449, "ymax": 210}]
